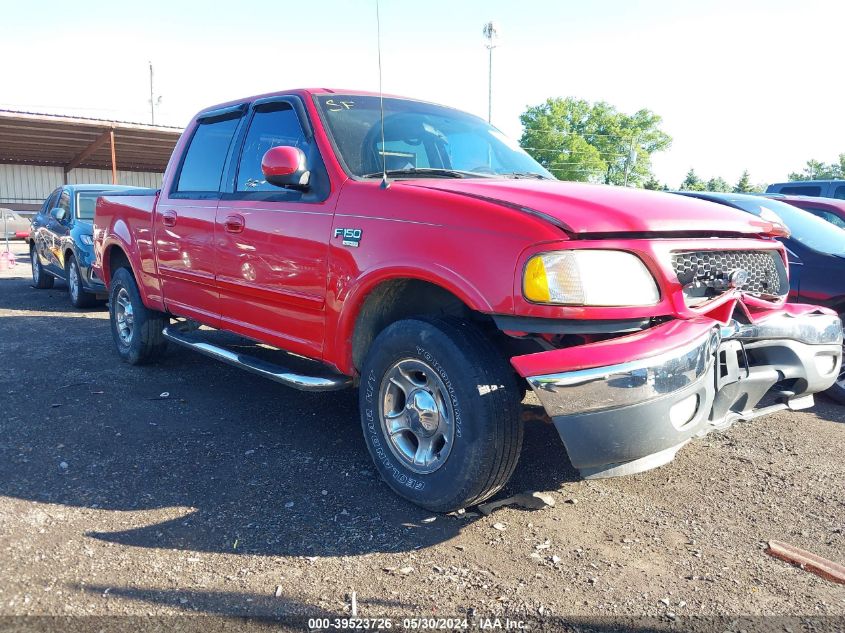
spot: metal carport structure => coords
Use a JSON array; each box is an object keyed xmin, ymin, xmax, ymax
[{"xmin": 0, "ymin": 109, "xmax": 182, "ymax": 184}]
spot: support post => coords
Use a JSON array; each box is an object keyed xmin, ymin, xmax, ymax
[{"xmin": 110, "ymin": 129, "xmax": 118, "ymax": 184}]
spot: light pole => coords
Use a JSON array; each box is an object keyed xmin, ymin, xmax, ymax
[
  {"xmin": 148, "ymin": 61, "xmax": 162, "ymax": 125},
  {"xmin": 483, "ymin": 21, "xmax": 499, "ymax": 124}
]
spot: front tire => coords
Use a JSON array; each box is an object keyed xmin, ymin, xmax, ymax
[
  {"xmin": 67, "ymin": 254, "xmax": 97, "ymax": 308},
  {"xmin": 108, "ymin": 267, "xmax": 168, "ymax": 365},
  {"xmin": 31, "ymin": 247, "xmax": 54, "ymax": 289},
  {"xmin": 359, "ymin": 317, "xmax": 523, "ymax": 512}
]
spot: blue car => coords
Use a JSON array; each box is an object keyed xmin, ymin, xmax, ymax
[{"xmin": 29, "ymin": 184, "xmax": 137, "ymax": 307}]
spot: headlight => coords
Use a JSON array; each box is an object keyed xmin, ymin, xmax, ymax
[
  {"xmin": 523, "ymin": 250, "xmax": 660, "ymax": 306},
  {"xmin": 79, "ymin": 234, "xmax": 93, "ymax": 246}
]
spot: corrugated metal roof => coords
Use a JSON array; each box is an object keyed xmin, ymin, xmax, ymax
[{"xmin": 0, "ymin": 109, "xmax": 183, "ymax": 173}]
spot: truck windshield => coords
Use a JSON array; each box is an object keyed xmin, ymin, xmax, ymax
[{"xmin": 315, "ymin": 95, "xmax": 553, "ymax": 180}]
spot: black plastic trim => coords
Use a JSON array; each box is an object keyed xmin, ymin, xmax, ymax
[
  {"xmin": 493, "ymin": 315, "xmax": 651, "ymax": 335},
  {"xmin": 197, "ymin": 103, "xmax": 248, "ymax": 123},
  {"xmin": 251, "ymin": 96, "xmax": 313, "ymax": 139}
]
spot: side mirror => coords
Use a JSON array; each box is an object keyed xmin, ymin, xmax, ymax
[
  {"xmin": 261, "ymin": 146, "xmax": 310, "ymax": 191},
  {"xmin": 50, "ymin": 207, "xmax": 68, "ymax": 223}
]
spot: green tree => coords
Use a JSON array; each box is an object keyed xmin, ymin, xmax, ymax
[
  {"xmin": 680, "ymin": 168, "xmax": 705, "ymax": 191},
  {"xmin": 733, "ymin": 169, "xmax": 762, "ymax": 193},
  {"xmin": 705, "ymin": 176, "xmax": 732, "ymax": 192},
  {"xmin": 642, "ymin": 176, "xmax": 663, "ymax": 190},
  {"xmin": 519, "ymin": 97, "xmax": 671, "ymax": 187},
  {"xmin": 787, "ymin": 155, "xmax": 844, "ymax": 181}
]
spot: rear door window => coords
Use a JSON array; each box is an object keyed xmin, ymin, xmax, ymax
[
  {"xmin": 780, "ymin": 185, "xmax": 822, "ymax": 196},
  {"xmin": 175, "ymin": 115, "xmax": 241, "ymax": 194},
  {"xmin": 833, "ymin": 185, "xmax": 845, "ymax": 200}
]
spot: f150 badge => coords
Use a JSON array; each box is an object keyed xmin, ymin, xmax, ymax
[{"xmin": 334, "ymin": 228, "xmax": 362, "ymax": 248}]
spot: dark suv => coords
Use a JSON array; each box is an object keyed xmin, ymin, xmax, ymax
[
  {"xmin": 29, "ymin": 184, "xmax": 137, "ymax": 307},
  {"xmin": 766, "ymin": 180, "xmax": 845, "ymax": 199}
]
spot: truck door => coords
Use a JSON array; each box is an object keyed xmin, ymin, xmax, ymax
[
  {"xmin": 214, "ymin": 97, "xmax": 334, "ymax": 360},
  {"xmin": 154, "ymin": 107, "xmax": 244, "ymax": 327}
]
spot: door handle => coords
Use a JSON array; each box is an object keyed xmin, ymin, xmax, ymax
[
  {"xmin": 224, "ymin": 214, "xmax": 245, "ymax": 233},
  {"xmin": 161, "ymin": 210, "xmax": 177, "ymax": 227}
]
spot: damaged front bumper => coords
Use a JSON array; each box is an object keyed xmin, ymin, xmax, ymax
[{"xmin": 511, "ymin": 307, "xmax": 843, "ymax": 479}]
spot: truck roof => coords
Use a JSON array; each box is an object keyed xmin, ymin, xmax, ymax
[
  {"xmin": 768, "ymin": 179, "xmax": 844, "ymax": 186},
  {"xmin": 193, "ymin": 88, "xmax": 449, "ymax": 120}
]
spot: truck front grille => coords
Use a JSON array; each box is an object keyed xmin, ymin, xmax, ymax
[{"xmin": 671, "ymin": 250, "xmax": 788, "ymax": 306}]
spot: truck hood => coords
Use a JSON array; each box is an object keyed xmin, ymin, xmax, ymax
[{"xmin": 407, "ymin": 179, "xmax": 774, "ymax": 236}]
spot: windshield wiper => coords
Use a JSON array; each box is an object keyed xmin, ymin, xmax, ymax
[
  {"xmin": 361, "ymin": 168, "xmax": 474, "ymax": 179},
  {"xmin": 503, "ymin": 172, "xmax": 554, "ymax": 180}
]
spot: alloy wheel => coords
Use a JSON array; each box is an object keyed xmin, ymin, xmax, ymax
[
  {"xmin": 114, "ymin": 287, "xmax": 134, "ymax": 345},
  {"xmin": 378, "ymin": 358, "xmax": 455, "ymax": 474}
]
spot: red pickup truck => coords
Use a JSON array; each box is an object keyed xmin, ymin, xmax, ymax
[{"xmin": 94, "ymin": 89, "xmax": 843, "ymax": 511}]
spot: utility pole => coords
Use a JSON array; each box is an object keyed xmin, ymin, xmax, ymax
[
  {"xmin": 483, "ymin": 21, "xmax": 499, "ymax": 124},
  {"xmin": 148, "ymin": 62, "xmax": 163, "ymax": 125},
  {"xmin": 624, "ymin": 136, "xmax": 638, "ymax": 187},
  {"xmin": 148, "ymin": 62, "xmax": 155, "ymax": 125}
]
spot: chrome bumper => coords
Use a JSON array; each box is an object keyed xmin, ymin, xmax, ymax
[{"xmin": 525, "ymin": 312, "xmax": 843, "ymax": 478}]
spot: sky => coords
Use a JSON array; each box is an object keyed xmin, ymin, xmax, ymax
[{"xmin": 1, "ymin": 0, "xmax": 842, "ymax": 187}]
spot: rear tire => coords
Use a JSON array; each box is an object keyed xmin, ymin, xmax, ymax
[
  {"xmin": 359, "ymin": 316, "xmax": 523, "ymax": 512},
  {"xmin": 31, "ymin": 247, "xmax": 54, "ymax": 289},
  {"xmin": 109, "ymin": 267, "xmax": 168, "ymax": 365},
  {"xmin": 67, "ymin": 254, "xmax": 97, "ymax": 309},
  {"xmin": 824, "ymin": 312, "xmax": 845, "ymax": 404}
]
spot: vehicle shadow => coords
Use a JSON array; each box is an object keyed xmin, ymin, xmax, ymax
[
  {"xmin": 0, "ymin": 275, "xmax": 107, "ymax": 314},
  {"xmin": 0, "ymin": 277, "xmax": 579, "ymax": 560},
  {"xmin": 810, "ymin": 393, "xmax": 845, "ymax": 424},
  {"xmin": 76, "ymin": 584, "xmax": 346, "ymax": 621}
]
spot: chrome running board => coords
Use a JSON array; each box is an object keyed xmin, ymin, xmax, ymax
[{"xmin": 162, "ymin": 327, "xmax": 351, "ymax": 392}]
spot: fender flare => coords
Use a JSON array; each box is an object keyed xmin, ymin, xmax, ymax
[
  {"xmin": 331, "ymin": 263, "xmax": 494, "ymax": 375},
  {"xmin": 100, "ymin": 219, "xmax": 137, "ymax": 286},
  {"xmin": 100, "ymin": 225, "xmax": 165, "ymax": 312}
]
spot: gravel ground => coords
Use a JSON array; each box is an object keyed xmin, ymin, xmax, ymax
[{"xmin": 1, "ymin": 243, "xmax": 843, "ymax": 631}]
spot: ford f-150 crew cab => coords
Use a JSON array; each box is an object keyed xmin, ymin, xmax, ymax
[{"xmin": 93, "ymin": 89, "xmax": 843, "ymax": 512}]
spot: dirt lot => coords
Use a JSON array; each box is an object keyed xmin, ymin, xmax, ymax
[{"xmin": 1, "ymin": 242, "xmax": 843, "ymax": 631}]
